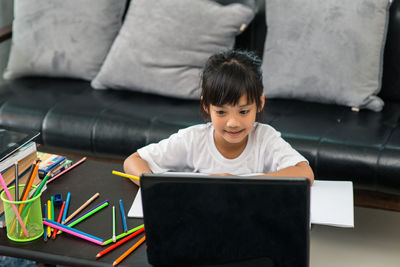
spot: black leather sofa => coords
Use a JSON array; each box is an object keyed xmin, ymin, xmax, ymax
[{"xmin": 1, "ymin": 1, "xmax": 400, "ymax": 199}]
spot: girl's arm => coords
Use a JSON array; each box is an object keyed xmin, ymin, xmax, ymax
[
  {"xmin": 258, "ymin": 161, "xmax": 314, "ymax": 185},
  {"xmin": 123, "ymin": 152, "xmax": 152, "ymax": 186}
]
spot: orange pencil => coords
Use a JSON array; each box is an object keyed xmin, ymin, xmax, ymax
[
  {"xmin": 52, "ymin": 201, "xmax": 66, "ymax": 239},
  {"xmin": 96, "ymin": 227, "xmax": 145, "ymax": 258},
  {"xmin": 112, "ymin": 235, "xmax": 146, "ymax": 266},
  {"xmin": 19, "ymin": 162, "xmax": 37, "ymax": 201},
  {"xmin": 9, "ymin": 161, "xmax": 40, "ymax": 234},
  {"xmin": 64, "ymin": 192, "xmax": 100, "ymax": 224}
]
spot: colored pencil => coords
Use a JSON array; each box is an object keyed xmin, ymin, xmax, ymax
[
  {"xmin": 119, "ymin": 200, "xmax": 128, "ymax": 233},
  {"xmin": 20, "ymin": 164, "xmax": 34, "ymax": 201},
  {"xmin": 47, "ymin": 200, "xmax": 52, "ymax": 237},
  {"xmin": 19, "ymin": 206, "xmax": 32, "ymax": 238},
  {"xmin": 112, "ymin": 170, "xmax": 140, "ymax": 181},
  {"xmin": 68, "ymin": 200, "xmax": 109, "ymax": 225},
  {"xmin": 27, "ymin": 173, "xmax": 50, "ymax": 200},
  {"xmin": 51, "ymin": 196, "xmax": 55, "ymax": 221},
  {"xmin": 20, "ymin": 162, "xmax": 38, "ymax": 201},
  {"xmin": 52, "ymin": 201, "xmax": 65, "ymax": 239},
  {"xmin": 13, "ymin": 162, "xmax": 19, "ymax": 234},
  {"xmin": 96, "ymin": 227, "xmax": 145, "ymax": 258},
  {"xmin": 0, "ymin": 173, "xmax": 29, "ymax": 237},
  {"xmin": 102, "ymin": 224, "xmax": 145, "ymax": 246},
  {"xmin": 10, "ymin": 161, "xmax": 39, "ymax": 234},
  {"xmin": 58, "ymin": 200, "xmax": 109, "ymax": 235},
  {"xmin": 43, "ymin": 203, "xmax": 48, "ymax": 242},
  {"xmin": 112, "ymin": 235, "xmax": 146, "ymax": 266},
  {"xmin": 62, "ymin": 192, "xmax": 71, "ymax": 224},
  {"xmin": 112, "ymin": 205, "xmax": 116, "ymax": 242},
  {"xmin": 43, "ymin": 219, "xmax": 103, "ymax": 245},
  {"xmin": 14, "ymin": 162, "xmax": 18, "ymax": 201},
  {"xmin": 64, "ymin": 192, "xmax": 100, "ymax": 224},
  {"xmin": 47, "ymin": 157, "xmax": 87, "ymax": 184}
]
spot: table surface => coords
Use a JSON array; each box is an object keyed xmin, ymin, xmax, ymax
[{"xmin": 0, "ymin": 157, "xmax": 151, "ymax": 267}]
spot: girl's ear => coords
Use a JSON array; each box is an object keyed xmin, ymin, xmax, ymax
[
  {"xmin": 201, "ymin": 96, "xmax": 209, "ymax": 114},
  {"xmin": 258, "ymin": 93, "xmax": 265, "ymax": 112}
]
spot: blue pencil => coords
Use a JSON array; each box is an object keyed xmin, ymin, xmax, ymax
[
  {"xmin": 62, "ymin": 192, "xmax": 71, "ymax": 224},
  {"xmin": 43, "ymin": 204, "xmax": 48, "ymax": 242},
  {"xmin": 119, "ymin": 199, "xmax": 128, "ymax": 233}
]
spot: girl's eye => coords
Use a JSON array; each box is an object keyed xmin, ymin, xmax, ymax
[
  {"xmin": 240, "ymin": 110, "xmax": 250, "ymax": 115},
  {"xmin": 216, "ymin": 110, "xmax": 225, "ymax": 115}
]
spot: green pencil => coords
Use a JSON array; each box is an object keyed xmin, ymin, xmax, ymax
[
  {"xmin": 51, "ymin": 196, "xmax": 55, "ymax": 221},
  {"xmin": 58, "ymin": 201, "xmax": 109, "ymax": 235},
  {"xmin": 112, "ymin": 205, "xmax": 116, "ymax": 242},
  {"xmin": 102, "ymin": 224, "xmax": 145, "ymax": 246},
  {"xmin": 20, "ymin": 174, "xmax": 50, "ymax": 218}
]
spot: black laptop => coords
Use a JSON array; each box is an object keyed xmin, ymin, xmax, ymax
[{"xmin": 140, "ymin": 174, "xmax": 310, "ymax": 267}]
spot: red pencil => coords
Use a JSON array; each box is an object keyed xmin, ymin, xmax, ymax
[
  {"xmin": 96, "ymin": 227, "xmax": 145, "ymax": 258},
  {"xmin": 52, "ymin": 201, "xmax": 66, "ymax": 239}
]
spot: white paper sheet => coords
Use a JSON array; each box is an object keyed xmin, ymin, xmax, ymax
[
  {"xmin": 128, "ymin": 188, "xmax": 143, "ymax": 218},
  {"xmin": 128, "ymin": 179, "xmax": 354, "ymax": 228},
  {"xmin": 310, "ymin": 180, "xmax": 354, "ymax": 227}
]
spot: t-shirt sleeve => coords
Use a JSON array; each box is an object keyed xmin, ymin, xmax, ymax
[
  {"xmin": 137, "ymin": 128, "xmax": 193, "ymax": 173},
  {"xmin": 262, "ymin": 126, "xmax": 308, "ymax": 172}
]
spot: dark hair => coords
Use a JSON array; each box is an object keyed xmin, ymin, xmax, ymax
[{"xmin": 200, "ymin": 50, "xmax": 264, "ymax": 122}]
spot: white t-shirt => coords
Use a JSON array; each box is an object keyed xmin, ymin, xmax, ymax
[{"xmin": 138, "ymin": 122, "xmax": 307, "ymax": 175}]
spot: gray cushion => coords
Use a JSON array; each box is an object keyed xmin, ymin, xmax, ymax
[
  {"xmin": 3, "ymin": 0, "xmax": 127, "ymax": 81},
  {"xmin": 91, "ymin": 0, "xmax": 255, "ymax": 99},
  {"xmin": 262, "ymin": 0, "xmax": 391, "ymax": 111}
]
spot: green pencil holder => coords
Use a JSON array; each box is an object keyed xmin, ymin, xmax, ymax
[{"xmin": 1, "ymin": 184, "xmax": 43, "ymax": 242}]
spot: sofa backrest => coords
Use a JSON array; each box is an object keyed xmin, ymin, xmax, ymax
[{"xmin": 380, "ymin": 0, "xmax": 400, "ymax": 102}]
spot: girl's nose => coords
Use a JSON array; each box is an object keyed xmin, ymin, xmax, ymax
[{"xmin": 226, "ymin": 116, "xmax": 240, "ymax": 128}]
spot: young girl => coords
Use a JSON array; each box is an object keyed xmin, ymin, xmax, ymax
[{"xmin": 124, "ymin": 50, "xmax": 314, "ymax": 185}]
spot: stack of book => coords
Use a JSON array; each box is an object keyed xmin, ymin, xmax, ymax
[{"xmin": 0, "ymin": 129, "xmax": 41, "ymax": 222}]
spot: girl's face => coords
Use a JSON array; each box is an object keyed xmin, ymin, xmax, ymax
[{"xmin": 205, "ymin": 94, "xmax": 265, "ymax": 148}]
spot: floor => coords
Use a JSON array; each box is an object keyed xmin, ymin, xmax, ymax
[
  {"xmin": 1, "ymin": 206, "xmax": 399, "ymax": 266},
  {"xmin": 310, "ymin": 206, "xmax": 400, "ymax": 267}
]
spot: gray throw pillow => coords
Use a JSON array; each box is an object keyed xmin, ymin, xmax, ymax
[
  {"xmin": 262, "ymin": 0, "xmax": 391, "ymax": 111},
  {"xmin": 3, "ymin": 0, "xmax": 127, "ymax": 81},
  {"xmin": 91, "ymin": 0, "xmax": 255, "ymax": 99}
]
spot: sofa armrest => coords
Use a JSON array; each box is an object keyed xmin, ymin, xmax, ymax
[{"xmin": 0, "ymin": 24, "xmax": 12, "ymax": 43}]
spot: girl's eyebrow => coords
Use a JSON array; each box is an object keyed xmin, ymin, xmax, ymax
[{"xmin": 239, "ymin": 103, "xmax": 251, "ymax": 108}]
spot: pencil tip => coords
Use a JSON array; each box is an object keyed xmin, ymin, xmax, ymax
[
  {"xmin": 96, "ymin": 254, "xmax": 100, "ymax": 258},
  {"xmin": 112, "ymin": 262, "xmax": 117, "ymax": 266}
]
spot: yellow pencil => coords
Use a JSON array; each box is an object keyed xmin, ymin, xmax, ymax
[
  {"xmin": 47, "ymin": 200, "xmax": 52, "ymax": 237},
  {"xmin": 112, "ymin": 171, "xmax": 140, "ymax": 181}
]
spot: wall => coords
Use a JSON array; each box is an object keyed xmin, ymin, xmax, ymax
[{"xmin": 0, "ymin": 0, "xmax": 13, "ymax": 84}]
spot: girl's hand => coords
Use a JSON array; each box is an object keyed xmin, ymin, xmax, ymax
[{"xmin": 210, "ymin": 173, "xmax": 234, "ymax": 176}]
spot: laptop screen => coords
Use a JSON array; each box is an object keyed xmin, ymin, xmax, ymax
[{"xmin": 141, "ymin": 174, "xmax": 310, "ymax": 267}]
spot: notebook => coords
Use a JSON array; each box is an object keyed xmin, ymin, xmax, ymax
[{"xmin": 140, "ymin": 174, "xmax": 310, "ymax": 267}]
